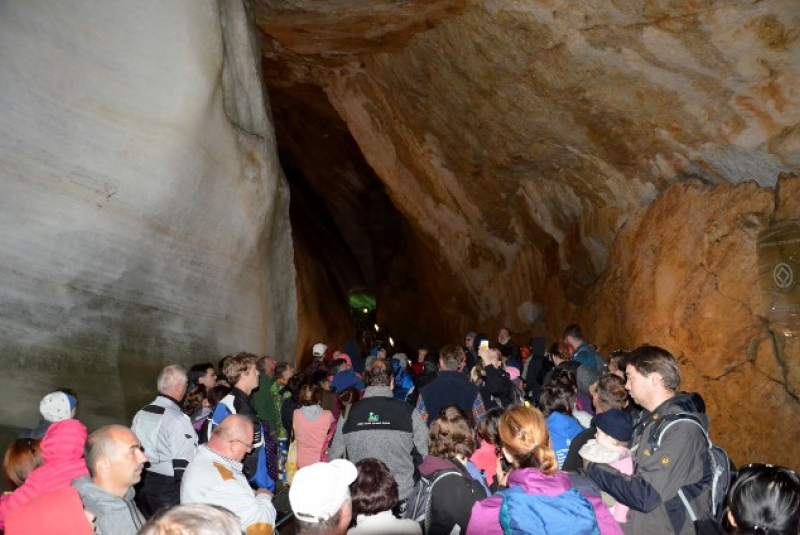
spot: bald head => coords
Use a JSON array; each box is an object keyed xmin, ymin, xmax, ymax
[
  {"xmin": 85, "ymin": 425, "xmax": 148, "ymax": 497},
  {"xmin": 208, "ymin": 415, "xmax": 254, "ymax": 462}
]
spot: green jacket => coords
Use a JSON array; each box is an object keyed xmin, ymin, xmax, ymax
[{"xmin": 252, "ymin": 374, "xmax": 280, "ymax": 436}]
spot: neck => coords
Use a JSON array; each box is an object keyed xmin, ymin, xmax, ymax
[
  {"xmin": 236, "ymin": 384, "xmax": 253, "ymax": 396},
  {"xmin": 645, "ymin": 390, "xmax": 675, "ymax": 412},
  {"xmin": 94, "ymin": 477, "xmax": 129, "ymax": 499}
]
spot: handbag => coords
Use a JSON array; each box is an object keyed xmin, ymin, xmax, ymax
[{"xmin": 286, "ymin": 426, "xmax": 298, "ymax": 484}]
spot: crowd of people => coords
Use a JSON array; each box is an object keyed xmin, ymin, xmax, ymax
[{"xmin": 1, "ymin": 324, "xmax": 799, "ymax": 535}]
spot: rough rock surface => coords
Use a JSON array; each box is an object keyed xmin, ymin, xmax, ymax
[
  {"xmin": 256, "ymin": 1, "xmax": 800, "ymax": 466},
  {"xmin": 580, "ymin": 178, "xmax": 799, "ymax": 468},
  {"xmin": 0, "ymin": 1, "xmax": 296, "ymax": 433}
]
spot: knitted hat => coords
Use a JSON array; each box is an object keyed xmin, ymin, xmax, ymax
[
  {"xmin": 39, "ymin": 392, "xmax": 73, "ymax": 422},
  {"xmin": 576, "ymin": 365, "xmax": 603, "ymax": 396},
  {"xmin": 593, "ymin": 409, "xmax": 633, "ymax": 442},
  {"xmin": 290, "ymin": 460, "xmax": 357, "ymax": 522},
  {"xmin": 312, "ymin": 343, "xmax": 327, "ymax": 357}
]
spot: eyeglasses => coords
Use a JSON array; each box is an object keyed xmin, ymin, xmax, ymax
[{"xmin": 230, "ymin": 439, "xmax": 253, "ymax": 453}]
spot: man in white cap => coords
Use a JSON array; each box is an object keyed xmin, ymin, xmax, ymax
[
  {"xmin": 289, "ymin": 459, "xmax": 356, "ymax": 535},
  {"xmin": 306, "ymin": 342, "xmax": 328, "ymax": 376}
]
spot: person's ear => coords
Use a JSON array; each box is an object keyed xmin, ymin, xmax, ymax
[{"xmin": 96, "ymin": 457, "xmax": 111, "ymax": 476}]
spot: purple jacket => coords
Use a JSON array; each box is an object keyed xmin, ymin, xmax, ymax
[{"xmin": 466, "ymin": 467, "xmax": 622, "ymax": 535}]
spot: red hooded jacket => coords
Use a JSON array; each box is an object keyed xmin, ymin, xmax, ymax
[
  {"xmin": 0, "ymin": 419, "xmax": 89, "ymax": 528},
  {"xmin": 5, "ymin": 486, "xmax": 94, "ymax": 535}
]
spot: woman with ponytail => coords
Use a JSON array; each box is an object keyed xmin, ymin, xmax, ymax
[{"xmin": 466, "ymin": 405, "xmax": 621, "ymax": 535}]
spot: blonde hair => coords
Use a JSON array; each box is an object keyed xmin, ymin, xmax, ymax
[{"xmin": 498, "ymin": 405, "xmax": 558, "ymax": 476}]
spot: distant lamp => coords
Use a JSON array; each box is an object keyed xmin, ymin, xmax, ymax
[
  {"xmin": 363, "ymin": 308, "xmax": 369, "ymax": 314},
  {"xmin": 374, "ymin": 324, "xmax": 380, "ymax": 332},
  {"xmin": 389, "ymin": 337, "xmax": 395, "ymax": 347}
]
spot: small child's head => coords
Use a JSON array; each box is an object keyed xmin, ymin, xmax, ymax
[
  {"xmin": 593, "ymin": 409, "xmax": 633, "ymax": 448},
  {"xmin": 183, "ymin": 385, "xmax": 208, "ymax": 416},
  {"xmin": 477, "ymin": 407, "xmax": 504, "ymax": 447}
]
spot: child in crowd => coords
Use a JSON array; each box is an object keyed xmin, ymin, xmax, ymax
[
  {"xmin": 469, "ymin": 407, "xmax": 504, "ymax": 489},
  {"xmin": 726, "ymin": 463, "xmax": 800, "ymax": 535},
  {"xmin": 183, "ymin": 385, "xmax": 211, "ymax": 433},
  {"xmin": 578, "ymin": 409, "xmax": 634, "ymax": 523}
]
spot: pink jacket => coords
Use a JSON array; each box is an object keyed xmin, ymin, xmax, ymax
[
  {"xmin": 609, "ymin": 454, "xmax": 634, "ymax": 523},
  {"xmin": 0, "ymin": 419, "xmax": 89, "ymax": 528},
  {"xmin": 293, "ymin": 407, "xmax": 335, "ymax": 468},
  {"xmin": 470, "ymin": 440, "xmax": 498, "ymax": 484}
]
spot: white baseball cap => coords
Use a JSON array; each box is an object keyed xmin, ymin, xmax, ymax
[
  {"xmin": 289, "ymin": 459, "xmax": 357, "ymax": 522},
  {"xmin": 39, "ymin": 392, "xmax": 73, "ymax": 422},
  {"xmin": 312, "ymin": 343, "xmax": 327, "ymax": 357}
]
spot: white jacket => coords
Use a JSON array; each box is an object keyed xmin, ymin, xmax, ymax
[
  {"xmin": 181, "ymin": 445, "xmax": 275, "ymax": 532},
  {"xmin": 348, "ymin": 510, "xmax": 422, "ymax": 535}
]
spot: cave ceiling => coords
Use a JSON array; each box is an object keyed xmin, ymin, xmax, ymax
[{"xmin": 253, "ymin": 0, "xmax": 800, "ymax": 350}]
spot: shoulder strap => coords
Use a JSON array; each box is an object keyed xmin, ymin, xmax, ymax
[
  {"xmin": 655, "ymin": 413, "xmax": 712, "ymax": 450},
  {"xmin": 655, "ymin": 413, "xmax": 713, "ymax": 523}
]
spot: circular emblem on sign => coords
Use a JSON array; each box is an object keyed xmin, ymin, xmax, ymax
[{"xmin": 773, "ymin": 262, "xmax": 795, "ymax": 292}]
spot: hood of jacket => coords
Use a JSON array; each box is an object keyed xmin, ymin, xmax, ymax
[
  {"xmin": 41, "ymin": 419, "xmax": 87, "ymax": 463},
  {"xmin": 546, "ymin": 411, "xmax": 584, "ymax": 436},
  {"xmin": 362, "ymin": 385, "xmax": 393, "ymax": 399},
  {"xmin": 331, "ymin": 368, "xmax": 364, "ymax": 393},
  {"xmin": 507, "ymin": 467, "xmax": 573, "ymax": 496},
  {"xmin": 72, "ymin": 475, "xmax": 136, "ymax": 510},
  {"xmin": 299, "ymin": 404, "xmax": 324, "ymax": 421},
  {"xmin": 418, "ymin": 455, "xmax": 460, "ymax": 477},
  {"xmin": 647, "ymin": 392, "xmax": 710, "ymax": 428}
]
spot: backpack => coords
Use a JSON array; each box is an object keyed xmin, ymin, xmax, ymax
[
  {"xmin": 573, "ymin": 345, "xmax": 607, "ymax": 374},
  {"xmin": 498, "ymin": 485, "xmax": 599, "ymax": 535},
  {"xmin": 404, "ymin": 467, "xmax": 487, "ymax": 534},
  {"xmin": 649, "ymin": 413, "xmax": 733, "ymax": 524}
]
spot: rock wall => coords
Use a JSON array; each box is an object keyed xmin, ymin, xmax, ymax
[
  {"xmin": 256, "ymin": 1, "xmax": 800, "ymax": 466},
  {"xmin": 0, "ymin": 0, "xmax": 296, "ymax": 433},
  {"xmin": 580, "ymin": 176, "xmax": 799, "ymax": 469}
]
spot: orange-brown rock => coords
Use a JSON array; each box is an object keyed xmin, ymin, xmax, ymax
[
  {"xmin": 257, "ymin": 1, "xmax": 800, "ymax": 466},
  {"xmin": 579, "ymin": 179, "xmax": 799, "ymax": 469}
]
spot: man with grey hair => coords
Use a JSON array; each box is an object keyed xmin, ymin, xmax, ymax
[
  {"xmin": 181, "ymin": 414, "xmax": 276, "ymax": 534},
  {"xmin": 132, "ymin": 364, "xmax": 198, "ymax": 517},
  {"xmin": 138, "ymin": 504, "xmax": 241, "ymax": 535}
]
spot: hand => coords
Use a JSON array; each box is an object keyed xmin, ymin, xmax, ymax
[
  {"xmin": 256, "ymin": 488, "xmax": 273, "ymax": 498},
  {"xmin": 479, "ymin": 345, "xmax": 491, "ymax": 364}
]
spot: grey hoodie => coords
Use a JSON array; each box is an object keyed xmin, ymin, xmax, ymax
[{"xmin": 72, "ymin": 475, "xmax": 145, "ymax": 535}]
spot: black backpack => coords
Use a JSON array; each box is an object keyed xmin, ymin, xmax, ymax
[
  {"xmin": 404, "ymin": 466, "xmax": 487, "ymax": 534},
  {"xmin": 649, "ymin": 413, "xmax": 734, "ymax": 526}
]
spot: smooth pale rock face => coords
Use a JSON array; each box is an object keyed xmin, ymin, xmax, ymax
[{"xmin": 0, "ymin": 1, "xmax": 296, "ymax": 433}]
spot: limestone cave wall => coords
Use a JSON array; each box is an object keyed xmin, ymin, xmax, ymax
[
  {"xmin": 0, "ymin": 0, "xmax": 296, "ymax": 435},
  {"xmin": 256, "ymin": 0, "xmax": 800, "ymax": 467}
]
